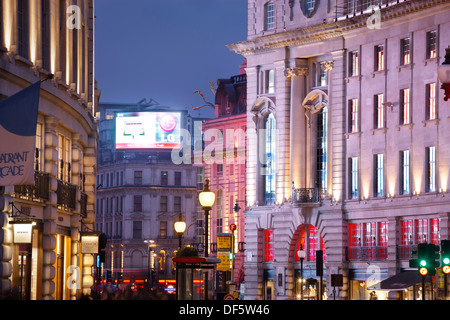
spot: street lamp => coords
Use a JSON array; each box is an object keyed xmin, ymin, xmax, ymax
[
  {"xmin": 438, "ymin": 46, "xmax": 450, "ymax": 101},
  {"xmin": 174, "ymin": 213, "xmax": 186, "ymax": 250},
  {"xmin": 198, "ymin": 179, "xmax": 215, "ymax": 257},
  {"xmin": 144, "ymin": 239, "xmax": 155, "ymax": 291},
  {"xmin": 198, "ymin": 179, "xmax": 215, "ymax": 300}
]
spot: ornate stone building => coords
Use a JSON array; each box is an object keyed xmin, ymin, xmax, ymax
[
  {"xmin": 0, "ymin": 0, "xmax": 98, "ymax": 299},
  {"xmin": 228, "ymin": 0, "xmax": 450, "ymax": 300}
]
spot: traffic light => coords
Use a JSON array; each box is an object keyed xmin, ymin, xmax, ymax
[
  {"xmin": 106, "ymin": 270, "xmax": 112, "ymax": 283},
  {"xmin": 117, "ymin": 272, "xmax": 123, "ymax": 284},
  {"xmin": 441, "ymin": 240, "xmax": 450, "ymax": 274},
  {"xmin": 417, "ymin": 243, "xmax": 440, "ymax": 276},
  {"xmin": 417, "ymin": 243, "xmax": 429, "ymax": 276},
  {"xmin": 316, "ymin": 250, "xmax": 323, "ymax": 277},
  {"xmin": 98, "ymin": 233, "xmax": 107, "ymax": 263}
]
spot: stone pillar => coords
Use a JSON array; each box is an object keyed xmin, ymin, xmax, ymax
[
  {"xmin": 80, "ymin": 133, "xmax": 97, "ymax": 296},
  {"xmin": 387, "ymin": 217, "xmax": 400, "ymax": 300},
  {"xmin": 285, "ymin": 63, "xmax": 308, "ymax": 190},
  {"xmin": 329, "ymin": 50, "xmax": 347, "ymax": 202},
  {"xmin": 242, "ymin": 209, "xmax": 263, "ymax": 300},
  {"xmin": 41, "ymin": 116, "xmax": 60, "ymax": 300},
  {"xmin": 0, "ymin": 194, "xmax": 13, "ymax": 298}
]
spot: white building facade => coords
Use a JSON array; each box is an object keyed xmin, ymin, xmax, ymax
[{"xmin": 228, "ymin": 0, "xmax": 450, "ymax": 300}]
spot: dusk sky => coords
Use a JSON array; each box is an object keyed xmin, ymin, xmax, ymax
[{"xmin": 94, "ymin": 0, "xmax": 248, "ymax": 118}]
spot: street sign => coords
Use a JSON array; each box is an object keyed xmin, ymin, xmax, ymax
[
  {"xmin": 230, "ymin": 224, "xmax": 237, "ymax": 232},
  {"xmin": 217, "ymin": 234, "xmax": 232, "ymax": 250},
  {"xmin": 223, "ymin": 294, "xmax": 234, "ymax": 300}
]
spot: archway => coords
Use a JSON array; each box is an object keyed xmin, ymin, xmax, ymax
[{"xmin": 288, "ymin": 223, "xmax": 326, "ymax": 300}]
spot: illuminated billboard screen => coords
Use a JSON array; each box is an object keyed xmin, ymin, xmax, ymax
[{"xmin": 115, "ymin": 112, "xmax": 181, "ymax": 149}]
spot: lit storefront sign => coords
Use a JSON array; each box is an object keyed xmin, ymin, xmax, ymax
[
  {"xmin": 12, "ymin": 222, "xmax": 34, "ymax": 243},
  {"xmin": 81, "ymin": 233, "xmax": 100, "ymax": 254}
]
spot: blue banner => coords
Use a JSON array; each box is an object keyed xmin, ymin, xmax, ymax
[{"xmin": 0, "ymin": 81, "xmax": 41, "ymax": 186}]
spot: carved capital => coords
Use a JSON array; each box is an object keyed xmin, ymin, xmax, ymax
[
  {"xmin": 320, "ymin": 61, "xmax": 334, "ymax": 72},
  {"xmin": 284, "ymin": 67, "xmax": 308, "ymax": 78}
]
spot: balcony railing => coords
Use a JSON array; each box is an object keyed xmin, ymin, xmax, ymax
[
  {"xmin": 335, "ymin": 0, "xmax": 408, "ymax": 20},
  {"xmin": 14, "ymin": 171, "xmax": 49, "ymax": 201},
  {"xmin": 292, "ymin": 188, "xmax": 320, "ymax": 204},
  {"xmin": 347, "ymin": 246, "xmax": 388, "ymax": 261},
  {"xmin": 397, "ymin": 244, "xmax": 418, "ymax": 260},
  {"xmin": 57, "ymin": 180, "xmax": 76, "ymax": 210}
]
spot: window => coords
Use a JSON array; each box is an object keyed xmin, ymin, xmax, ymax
[
  {"xmin": 317, "ymin": 107, "xmax": 328, "ymax": 195},
  {"xmin": 350, "ymin": 157, "xmax": 359, "ymax": 199},
  {"xmin": 426, "ymin": 30, "xmax": 437, "ymax": 59},
  {"xmin": 160, "ymin": 196, "xmax": 167, "ymax": 212},
  {"xmin": 17, "ymin": 0, "xmax": 30, "ymax": 59},
  {"xmin": 349, "ymin": 51, "xmax": 359, "ymax": 76},
  {"xmin": 349, "ymin": 223, "xmax": 361, "ymax": 247},
  {"xmin": 174, "ymin": 196, "xmax": 181, "ymax": 212},
  {"xmin": 306, "ymin": 0, "xmax": 316, "ymax": 12},
  {"xmin": 58, "ymin": 134, "xmax": 72, "ymax": 182},
  {"xmin": 378, "ymin": 222, "xmax": 388, "ymax": 247},
  {"xmin": 374, "ymin": 154, "xmax": 384, "ymax": 197},
  {"xmin": 349, "ymin": 99, "xmax": 358, "ymax": 133},
  {"xmin": 307, "ymin": 225, "xmax": 319, "ymax": 261},
  {"xmin": 426, "ymin": 146, "xmax": 436, "ymax": 193},
  {"xmin": 265, "ymin": 113, "xmax": 276, "ymax": 205},
  {"xmin": 133, "ymin": 221, "xmax": 142, "ymax": 239},
  {"xmin": 35, "ymin": 123, "xmax": 43, "ymax": 171},
  {"xmin": 160, "ymin": 221, "xmax": 167, "ymax": 239},
  {"xmin": 41, "ymin": 0, "xmax": 50, "ymax": 71},
  {"xmin": 174, "ymin": 171, "xmax": 182, "ymax": 186},
  {"xmin": 430, "ymin": 218, "xmax": 440, "ymax": 245},
  {"xmin": 401, "ymin": 38, "xmax": 411, "ymax": 65},
  {"xmin": 134, "ymin": 171, "xmax": 142, "ymax": 185},
  {"xmin": 264, "ymin": 2, "xmax": 275, "ymax": 31},
  {"xmin": 415, "ymin": 219, "xmax": 428, "ymax": 244},
  {"xmin": 400, "ymin": 88, "xmax": 410, "ymax": 125},
  {"xmin": 161, "ymin": 171, "xmax": 168, "ymax": 185},
  {"xmin": 374, "ymin": 44, "xmax": 384, "ymax": 71},
  {"xmin": 363, "ymin": 222, "xmax": 376, "ymax": 247},
  {"xmin": 216, "ymin": 190, "xmax": 223, "ymax": 235},
  {"xmin": 401, "ymin": 220, "xmax": 413, "ymax": 246},
  {"xmin": 374, "ymin": 94, "xmax": 384, "ymax": 129},
  {"xmin": 266, "ymin": 69, "xmax": 275, "ymax": 94},
  {"xmin": 426, "ymin": 83, "xmax": 436, "ymax": 120},
  {"xmin": 264, "ymin": 229, "xmax": 274, "ymax": 262},
  {"xmin": 133, "ymin": 195, "xmax": 142, "ymax": 212},
  {"xmin": 400, "ymin": 150, "xmax": 410, "ymax": 195}
]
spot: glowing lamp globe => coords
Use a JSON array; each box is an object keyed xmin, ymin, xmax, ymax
[
  {"xmin": 174, "ymin": 220, "xmax": 186, "ymax": 235},
  {"xmin": 199, "ymin": 179, "xmax": 215, "ymax": 210},
  {"xmin": 438, "ymin": 47, "xmax": 450, "ymax": 101}
]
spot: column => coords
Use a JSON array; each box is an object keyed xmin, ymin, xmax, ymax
[
  {"xmin": 285, "ymin": 64, "xmax": 308, "ymax": 190},
  {"xmin": 42, "ymin": 116, "xmax": 59, "ymax": 299},
  {"xmin": 0, "ymin": 192, "xmax": 13, "ymax": 298}
]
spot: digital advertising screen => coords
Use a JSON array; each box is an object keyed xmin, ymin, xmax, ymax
[{"xmin": 115, "ymin": 112, "xmax": 181, "ymax": 149}]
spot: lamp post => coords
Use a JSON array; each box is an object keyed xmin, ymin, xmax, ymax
[
  {"xmin": 144, "ymin": 239, "xmax": 155, "ymax": 291},
  {"xmin": 297, "ymin": 245, "xmax": 306, "ymax": 300},
  {"xmin": 174, "ymin": 213, "xmax": 186, "ymax": 250},
  {"xmin": 438, "ymin": 46, "xmax": 450, "ymax": 101},
  {"xmin": 198, "ymin": 179, "xmax": 215, "ymax": 300}
]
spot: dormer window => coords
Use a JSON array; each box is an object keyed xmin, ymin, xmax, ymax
[{"xmin": 300, "ymin": 0, "xmax": 319, "ymax": 18}]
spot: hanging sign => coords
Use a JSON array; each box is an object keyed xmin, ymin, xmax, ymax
[
  {"xmin": 13, "ymin": 223, "xmax": 33, "ymax": 243},
  {"xmin": 81, "ymin": 234, "xmax": 99, "ymax": 254}
]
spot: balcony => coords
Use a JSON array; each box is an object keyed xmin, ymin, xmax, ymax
[
  {"xmin": 397, "ymin": 245, "xmax": 418, "ymax": 260},
  {"xmin": 347, "ymin": 246, "xmax": 388, "ymax": 261},
  {"xmin": 292, "ymin": 188, "xmax": 320, "ymax": 204},
  {"xmin": 14, "ymin": 171, "xmax": 49, "ymax": 201},
  {"xmin": 57, "ymin": 180, "xmax": 76, "ymax": 210}
]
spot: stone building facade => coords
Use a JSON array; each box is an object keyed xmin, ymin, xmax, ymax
[
  {"xmin": 228, "ymin": 0, "xmax": 450, "ymax": 300},
  {"xmin": 0, "ymin": 0, "xmax": 98, "ymax": 299}
]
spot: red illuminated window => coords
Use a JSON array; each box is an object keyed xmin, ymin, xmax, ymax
[
  {"xmin": 400, "ymin": 220, "xmax": 413, "ymax": 246},
  {"xmin": 430, "ymin": 218, "xmax": 440, "ymax": 245},
  {"xmin": 264, "ymin": 229, "xmax": 273, "ymax": 262},
  {"xmin": 415, "ymin": 219, "xmax": 428, "ymax": 244},
  {"xmin": 308, "ymin": 225, "xmax": 319, "ymax": 261},
  {"xmin": 295, "ymin": 229, "xmax": 306, "ymax": 262},
  {"xmin": 349, "ymin": 223, "xmax": 361, "ymax": 247},
  {"xmin": 363, "ymin": 222, "xmax": 376, "ymax": 247}
]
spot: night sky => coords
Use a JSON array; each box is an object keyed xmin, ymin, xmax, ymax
[{"xmin": 94, "ymin": 0, "xmax": 248, "ymax": 118}]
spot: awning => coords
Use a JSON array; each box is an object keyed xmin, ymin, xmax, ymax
[{"xmin": 367, "ymin": 271, "xmax": 422, "ymax": 291}]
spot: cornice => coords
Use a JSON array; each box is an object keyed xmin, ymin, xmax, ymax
[{"xmin": 227, "ymin": 0, "xmax": 449, "ymax": 56}]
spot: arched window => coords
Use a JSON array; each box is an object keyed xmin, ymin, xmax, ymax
[
  {"xmin": 264, "ymin": 1, "xmax": 275, "ymax": 31},
  {"xmin": 295, "ymin": 225, "xmax": 326, "ymax": 261},
  {"xmin": 265, "ymin": 113, "xmax": 276, "ymax": 205}
]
